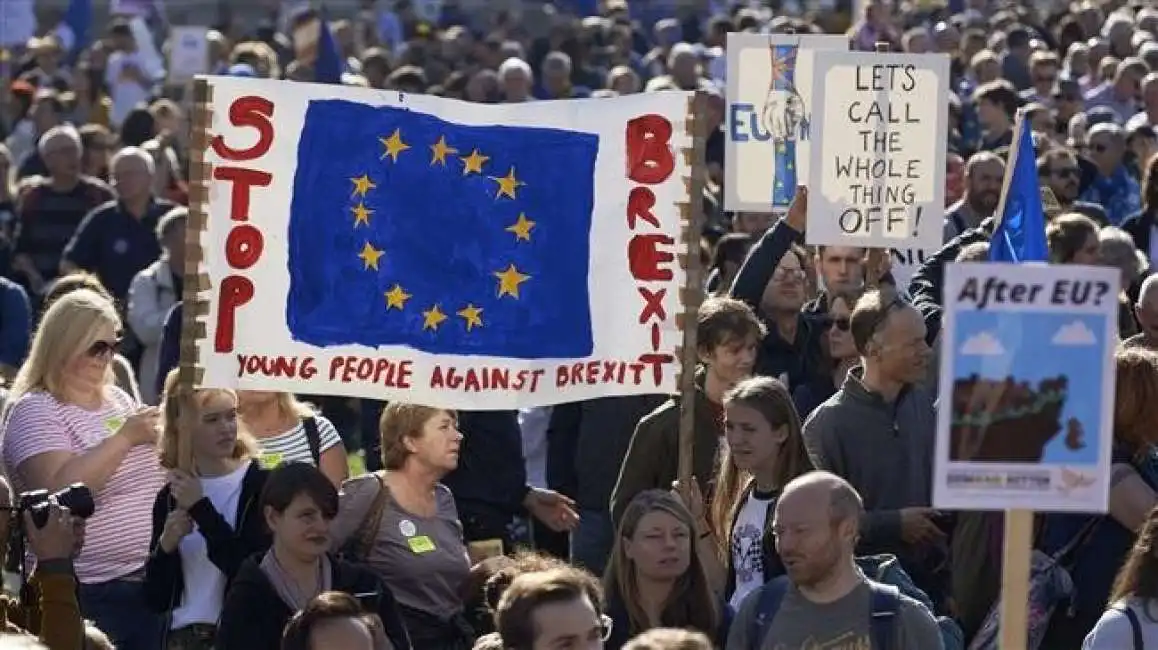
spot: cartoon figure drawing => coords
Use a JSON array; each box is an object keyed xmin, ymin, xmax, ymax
[{"xmin": 761, "ymin": 42, "xmax": 808, "ymax": 209}]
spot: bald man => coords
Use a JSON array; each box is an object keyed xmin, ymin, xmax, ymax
[
  {"xmin": 727, "ymin": 471, "xmax": 942, "ymax": 650},
  {"xmin": 1125, "ymin": 274, "xmax": 1158, "ymax": 349}
]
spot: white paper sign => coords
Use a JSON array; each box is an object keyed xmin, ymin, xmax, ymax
[
  {"xmin": 191, "ymin": 77, "xmax": 693, "ymax": 410},
  {"xmin": 934, "ymin": 263, "xmax": 1117, "ymax": 513},
  {"xmin": 168, "ymin": 26, "xmax": 209, "ymax": 83},
  {"xmin": 724, "ymin": 33, "xmax": 848, "ymax": 213},
  {"xmin": 807, "ymin": 51, "xmax": 949, "ymax": 250}
]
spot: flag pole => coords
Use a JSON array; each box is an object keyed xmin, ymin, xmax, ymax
[
  {"xmin": 991, "ymin": 108, "xmax": 1029, "ymax": 231},
  {"xmin": 676, "ymin": 93, "xmax": 708, "ymax": 493}
]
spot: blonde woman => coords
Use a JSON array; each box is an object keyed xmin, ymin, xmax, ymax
[
  {"xmin": 331, "ymin": 403, "xmax": 474, "ymax": 649},
  {"xmin": 236, "ymin": 391, "xmax": 348, "ymax": 487},
  {"xmin": 0, "ymin": 288, "xmax": 166, "ymax": 650},
  {"xmin": 144, "ymin": 370, "xmax": 273, "ymax": 650},
  {"xmin": 603, "ymin": 490, "xmax": 722, "ymax": 649}
]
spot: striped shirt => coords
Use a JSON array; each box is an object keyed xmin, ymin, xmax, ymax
[
  {"xmin": 0, "ymin": 387, "xmax": 165, "ymax": 584},
  {"xmin": 254, "ymin": 415, "xmax": 343, "ymax": 470}
]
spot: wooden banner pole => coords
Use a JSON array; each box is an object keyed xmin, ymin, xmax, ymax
[
  {"xmin": 677, "ymin": 92, "xmax": 708, "ymax": 488},
  {"xmin": 999, "ymin": 509, "xmax": 1034, "ymax": 650}
]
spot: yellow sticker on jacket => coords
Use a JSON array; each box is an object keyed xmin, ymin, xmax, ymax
[
  {"xmin": 259, "ymin": 452, "xmax": 284, "ymax": 469},
  {"xmin": 104, "ymin": 416, "xmax": 124, "ymax": 435},
  {"xmin": 407, "ymin": 535, "xmax": 436, "ymax": 554}
]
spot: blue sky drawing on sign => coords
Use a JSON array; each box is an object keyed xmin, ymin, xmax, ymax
[{"xmin": 953, "ymin": 310, "xmax": 1105, "ymax": 465}]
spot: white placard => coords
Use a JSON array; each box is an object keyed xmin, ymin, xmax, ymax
[
  {"xmin": 168, "ymin": 26, "xmax": 209, "ymax": 83},
  {"xmin": 724, "ymin": 33, "xmax": 848, "ymax": 213},
  {"xmin": 807, "ymin": 51, "xmax": 949, "ymax": 250},
  {"xmin": 934, "ymin": 263, "xmax": 1117, "ymax": 513},
  {"xmin": 191, "ymin": 77, "xmax": 693, "ymax": 410}
]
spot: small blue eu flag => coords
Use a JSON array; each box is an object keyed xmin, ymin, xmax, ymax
[
  {"xmin": 286, "ymin": 101, "xmax": 599, "ymax": 359},
  {"xmin": 989, "ymin": 113, "xmax": 1048, "ymax": 263}
]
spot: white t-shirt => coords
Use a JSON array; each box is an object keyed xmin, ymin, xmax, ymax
[
  {"xmin": 105, "ymin": 50, "xmax": 153, "ymax": 127},
  {"xmin": 170, "ymin": 461, "xmax": 251, "ymax": 629},
  {"xmin": 729, "ymin": 488, "xmax": 776, "ymax": 611},
  {"xmin": 255, "ymin": 415, "xmax": 343, "ymax": 470}
]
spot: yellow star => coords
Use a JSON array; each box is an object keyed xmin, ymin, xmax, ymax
[
  {"xmin": 422, "ymin": 304, "xmax": 448, "ymax": 331},
  {"xmin": 457, "ymin": 304, "xmax": 484, "ymax": 331},
  {"xmin": 383, "ymin": 284, "xmax": 411, "ymax": 310},
  {"xmin": 505, "ymin": 213, "xmax": 536, "ymax": 242},
  {"xmin": 379, "ymin": 129, "xmax": 410, "ymax": 162},
  {"xmin": 358, "ymin": 242, "xmax": 385, "ymax": 270},
  {"xmin": 351, "ymin": 202, "xmax": 373, "ymax": 227},
  {"xmin": 494, "ymin": 264, "xmax": 531, "ymax": 299},
  {"xmin": 430, "ymin": 136, "xmax": 458, "ymax": 166},
  {"xmin": 350, "ymin": 174, "xmax": 376, "ymax": 197},
  {"xmin": 489, "ymin": 166, "xmax": 525, "ymax": 200},
  {"xmin": 461, "ymin": 149, "xmax": 490, "ymax": 175}
]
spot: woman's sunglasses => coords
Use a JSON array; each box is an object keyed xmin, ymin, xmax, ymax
[
  {"xmin": 86, "ymin": 337, "xmax": 122, "ymax": 358},
  {"xmin": 820, "ymin": 316, "xmax": 851, "ymax": 332}
]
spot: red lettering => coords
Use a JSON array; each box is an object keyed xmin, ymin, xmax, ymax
[
  {"xmin": 637, "ymin": 287, "xmax": 667, "ymax": 324},
  {"xmin": 328, "ymin": 356, "xmax": 413, "ymax": 388},
  {"xmin": 650, "ymin": 323, "xmax": 661, "ymax": 352},
  {"xmin": 638, "ymin": 353, "xmax": 675, "ymax": 386},
  {"xmin": 215, "ymin": 275, "xmax": 254, "ymax": 353},
  {"xmin": 225, "ymin": 224, "xmax": 265, "ymax": 270},
  {"xmin": 628, "ymin": 234, "xmax": 675, "ymax": 282},
  {"xmin": 214, "ymin": 167, "xmax": 273, "ymax": 222},
  {"xmin": 235, "ymin": 355, "xmax": 317, "ymax": 378},
  {"xmin": 625, "ymin": 114, "xmax": 674, "ymax": 185},
  {"xmin": 211, "ymin": 96, "xmax": 275, "ymax": 161},
  {"xmin": 627, "ymin": 186, "xmax": 659, "ymax": 229}
]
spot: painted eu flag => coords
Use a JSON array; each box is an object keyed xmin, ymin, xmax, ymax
[{"xmin": 286, "ymin": 100, "xmax": 599, "ymax": 359}]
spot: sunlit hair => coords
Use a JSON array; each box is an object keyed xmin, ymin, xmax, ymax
[
  {"xmin": 7, "ymin": 289, "xmax": 119, "ymax": 407},
  {"xmin": 158, "ymin": 369, "xmax": 257, "ymax": 472},
  {"xmin": 378, "ymin": 402, "xmax": 456, "ymax": 470},
  {"xmin": 710, "ymin": 377, "xmax": 813, "ymax": 558},
  {"xmin": 1109, "ymin": 505, "xmax": 1158, "ymax": 614},
  {"xmin": 1113, "ymin": 348, "xmax": 1158, "ymax": 456},
  {"xmin": 239, "ymin": 390, "xmax": 316, "ymax": 424},
  {"xmin": 604, "ymin": 490, "xmax": 720, "ymax": 640},
  {"xmin": 623, "ymin": 628, "xmax": 713, "ymax": 650},
  {"xmin": 41, "ymin": 271, "xmax": 115, "ymax": 317},
  {"xmin": 282, "ymin": 591, "xmax": 379, "ymax": 650}
]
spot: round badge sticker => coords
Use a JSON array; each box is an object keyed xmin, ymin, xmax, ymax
[{"xmin": 399, "ymin": 519, "xmax": 417, "ymax": 538}]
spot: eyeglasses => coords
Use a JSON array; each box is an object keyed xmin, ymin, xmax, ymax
[
  {"xmin": 1052, "ymin": 166, "xmax": 1080, "ymax": 178},
  {"xmin": 85, "ymin": 337, "xmax": 122, "ymax": 358},
  {"xmin": 820, "ymin": 315, "xmax": 851, "ymax": 332},
  {"xmin": 773, "ymin": 269, "xmax": 806, "ymax": 283}
]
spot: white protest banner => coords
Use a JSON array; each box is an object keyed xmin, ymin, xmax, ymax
[
  {"xmin": 807, "ymin": 51, "xmax": 949, "ymax": 250},
  {"xmin": 933, "ymin": 262, "xmax": 1117, "ymax": 512},
  {"xmin": 890, "ymin": 246, "xmax": 938, "ymax": 291},
  {"xmin": 168, "ymin": 27, "xmax": 210, "ymax": 83},
  {"xmin": 724, "ymin": 33, "xmax": 847, "ymax": 213},
  {"xmin": 186, "ymin": 77, "xmax": 695, "ymax": 410}
]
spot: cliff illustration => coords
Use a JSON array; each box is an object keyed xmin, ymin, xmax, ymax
[{"xmin": 949, "ymin": 374, "xmax": 1085, "ymax": 463}]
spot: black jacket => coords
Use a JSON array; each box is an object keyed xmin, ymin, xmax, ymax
[
  {"xmin": 216, "ymin": 554, "xmax": 412, "ymax": 650},
  {"xmin": 143, "ymin": 462, "xmax": 272, "ymax": 615},
  {"xmin": 907, "ymin": 217, "xmax": 996, "ymax": 344},
  {"xmin": 722, "ymin": 484, "xmax": 784, "ymax": 602},
  {"xmin": 442, "ymin": 410, "xmax": 528, "ymax": 543},
  {"xmin": 1122, "ymin": 209, "xmax": 1155, "ymax": 261},
  {"xmin": 728, "ymin": 220, "xmax": 824, "ymax": 392}
]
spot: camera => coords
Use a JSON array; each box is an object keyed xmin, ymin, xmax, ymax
[{"xmin": 18, "ymin": 484, "xmax": 95, "ymax": 529}]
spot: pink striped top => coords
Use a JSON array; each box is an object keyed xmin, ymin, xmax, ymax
[{"xmin": 1, "ymin": 387, "xmax": 165, "ymax": 584}]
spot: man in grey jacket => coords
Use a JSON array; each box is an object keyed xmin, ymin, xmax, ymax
[{"xmin": 802, "ymin": 288, "xmax": 949, "ymax": 610}]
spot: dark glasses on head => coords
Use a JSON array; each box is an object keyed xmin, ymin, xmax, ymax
[{"xmin": 86, "ymin": 337, "xmax": 122, "ymax": 358}]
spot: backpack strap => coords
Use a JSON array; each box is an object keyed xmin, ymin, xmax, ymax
[
  {"xmin": 747, "ymin": 576, "xmax": 789, "ymax": 650},
  {"xmin": 867, "ymin": 582, "xmax": 901, "ymax": 650},
  {"xmin": 303, "ymin": 416, "xmax": 322, "ymax": 465},
  {"xmin": 1113, "ymin": 604, "xmax": 1144, "ymax": 650}
]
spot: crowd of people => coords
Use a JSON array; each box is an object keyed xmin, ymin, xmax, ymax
[{"xmin": 2, "ymin": 0, "xmax": 1158, "ymax": 649}]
